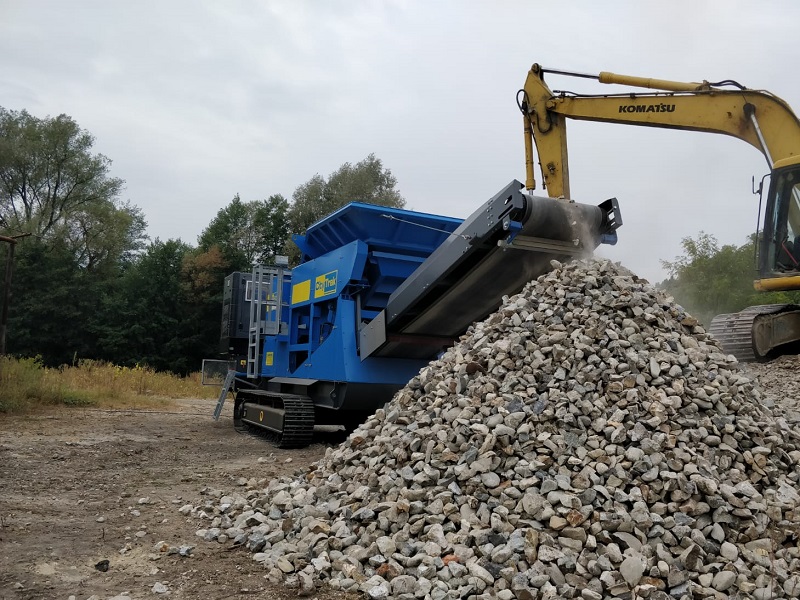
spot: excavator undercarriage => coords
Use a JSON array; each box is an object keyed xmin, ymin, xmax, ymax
[{"xmin": 709, "ymin": 304, "xmax": 800, "ymax": 362}]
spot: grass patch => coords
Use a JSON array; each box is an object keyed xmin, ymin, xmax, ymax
[{"xmin": 0, "ymin": 357, "xmax": 218, "ymax": 413}]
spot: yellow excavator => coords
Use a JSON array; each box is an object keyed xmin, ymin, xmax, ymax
[{"xmin": 520, "ymin": 63, "xmax": 800, "ymax": 361}]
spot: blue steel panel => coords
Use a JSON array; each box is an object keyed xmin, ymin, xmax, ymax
[
  {"xmin": 258, "ymin": 205, "xmax": 458, "ymax": 382},
  {"xmin": 360, "ymin": 250, "xmax": 427, "ymax": 312},
  {"xmin": 293, "ymin": 202, "xmax": 463, "ymax": 261},
  {"xmin": 286, "ymin": 297, "xmax": 427, "ymax": 384},
  {"xmin": 290, "ymin": 240, "xmax": 369, "ymax": 307},
  {"xmin": 261, "ymin": 335, "xmax": 288, "ymax": 377}
]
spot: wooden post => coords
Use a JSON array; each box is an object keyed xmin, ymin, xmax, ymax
[{"xmin": 0, "ymin": 234, "xmax": 29, "ymax": 355}]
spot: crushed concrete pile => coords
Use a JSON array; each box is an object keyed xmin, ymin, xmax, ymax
[
  {"xmin": 745, "ymin": 356, "xmax": 800, "ymax": 422},
  {"xmin": 186, "ymin": 259, "xmax": 800, "ymax": 600}
]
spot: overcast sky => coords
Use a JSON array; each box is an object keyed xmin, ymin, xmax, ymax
[{"xmin": 2, "ymin": 1, "xmax": 799, "ymax": 282}]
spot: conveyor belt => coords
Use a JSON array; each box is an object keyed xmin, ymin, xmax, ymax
[{"xmin": 360, "ymin": 180, "xmax": 621, "ymax": 359}]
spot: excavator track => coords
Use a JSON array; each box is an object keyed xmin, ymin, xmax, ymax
[
  {"xmin": 709, "ymin": 304, "xmax": 800, "ymax": 362},
  {"xmin": 238, "ymin": 391, "xmax": 315, "ymax": 449}
]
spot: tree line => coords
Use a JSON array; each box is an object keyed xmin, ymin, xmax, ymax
[
  {"xmin": 659, "ymin": 232, "xmax": 800, "ymax": 326},
  {"xmin": 3, "ymin": 108, "xmax": 796, "ymax": 374},
  {"xmin": 0, "ymin": 107, "xmax": 404, "ymax": 373}
]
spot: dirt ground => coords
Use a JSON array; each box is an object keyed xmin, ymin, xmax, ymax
[
  {"xmin": 1, "ymin": 359, "xmax": 797, "ymax": 600},
  {"xmin": 0, "ymin": 398, "xmax": 354, "ymax": 600}
]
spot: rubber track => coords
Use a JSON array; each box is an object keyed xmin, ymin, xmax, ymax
[
  {"xmin": 238, "ymin": 390, "xmax": 315, "ymax": 448},
  {"xmin": 708, "ymin": 304, "xmax": 789, "ymax": 362}
]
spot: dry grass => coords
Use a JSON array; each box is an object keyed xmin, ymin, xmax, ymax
[{"xmin": 0, "ymin": 357, "xmax": 218, "ymax": 413}]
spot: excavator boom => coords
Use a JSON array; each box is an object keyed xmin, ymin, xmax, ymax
[{"xmin": 521, "ymin": 64, "xmax": 800, "ymax": 198}]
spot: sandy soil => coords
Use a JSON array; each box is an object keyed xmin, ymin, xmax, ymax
[{"xmin": 0, "ymin": 398, "xmax": 353, "ymax": 600}]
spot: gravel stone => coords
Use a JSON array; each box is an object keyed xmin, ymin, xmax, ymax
[
  {"xmin": 619, "ymin": 555, "xmax": 645, "ymax": 586},
  {"xmin": 711, "ymin": 570, "xmax": 736, "ymax": 592},
  {"xmin": 151, "ymin": 582, "xmax": 168, "ymax": 594}
]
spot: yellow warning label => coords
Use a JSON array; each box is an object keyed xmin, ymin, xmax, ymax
[
  {"xmin": 314, "ymin": 270, "xmax": 338, "ymax": 298},
  {"xmin": 292, "ymin": 280, "xmax": 311, "ymax": 304},
  {"xmin": 265, "ymin": 352, "xmax": 274, "ymax": 366}
]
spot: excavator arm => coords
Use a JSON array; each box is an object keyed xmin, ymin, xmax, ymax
[{"xmin": 521, "ymin": 63, "xmax": 800, "ymax": 198}]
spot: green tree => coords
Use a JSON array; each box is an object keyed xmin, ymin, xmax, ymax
[
  {"xmin": 288, "ymin": 175, "xmax": 328, "ymax": 239},
  {"xmin": 255, "ymin": 194, "xmax": 291, "ymax": 261},
  {"xmin": 6, "ymin": 237, "xmax": 103, "ymax": 365},
  {"xmin": 287, "ymin": 154, "xmax": 405, "ymax": 262},
  {"xmin": 60, "ymin": 200, "xmax": 148, "ymax": 273},
  {"xmin": 97, "ymin": 239, "xmax": 196, "ymax": 373},
  {"xmin": 199, "ymin": 193, "xmax": 289, "ymax": 272},
  {"xmin": 0, "ymin": 108, "xmax": 125, "ymax": 241},
  {"xmin": 660, "ymin": 232, "xmax": 800, "ymax": 325},
  {"xmin": 0, "ymin": 108, "xmax": 147, "ymax": 363},
  {"xmin": 180, "ymin": 245, "xmax": 231, "ymax": 361}
]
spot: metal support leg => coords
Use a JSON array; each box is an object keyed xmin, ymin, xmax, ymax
[{"xmin": 213, "ymin": 370, "xmax": 236, "ymax": 421}]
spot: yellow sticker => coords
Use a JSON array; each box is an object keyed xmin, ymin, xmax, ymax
[
  {"xmin": 259, "ymin": 410, "xmax": 264, "ymax": 422},
  {"xmin": 292, "ymin": 280, "xmax": 311, "ymax": 304},
  {"xmin": 314, "ymin": 270, "xmax": 338, "ymax": 298},
  {"xmin": 265, "ymin": 352, "xmax": 274, "ymax": 366}
]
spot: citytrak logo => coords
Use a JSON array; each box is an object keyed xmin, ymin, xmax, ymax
[
  {"xmin": 314, "ymin": 270, "xmax": 338, "ymax": 299},
  {"xmin": 618, "ymin": 103, "xmax": 676, "ymax": 114}
]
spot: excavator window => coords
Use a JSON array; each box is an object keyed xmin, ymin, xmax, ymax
[{"xmin": 773, "ymin": 167, "xmax": 800, "ymax": 270}]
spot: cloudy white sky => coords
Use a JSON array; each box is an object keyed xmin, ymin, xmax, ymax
[{"xmin": 2, "ymin": 1, "xmax": 798, "ymax": 282}]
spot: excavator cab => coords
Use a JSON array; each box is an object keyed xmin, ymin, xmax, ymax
[
  {"xmin": 763, "ymin": 164, "xmax": 800, "ymax": 276},
  {"xmin": 711, "ymin": 161, "xmax": 800, "ymax": 361}
]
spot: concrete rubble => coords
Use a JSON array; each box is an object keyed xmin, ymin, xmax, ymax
[
  {"xmin": 745, "ymin": 356, "xmax": 800, "ymax": 421},
  {"xmin": 185, "ymin": 259, "xmax": 800, "ymax": 599}
]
